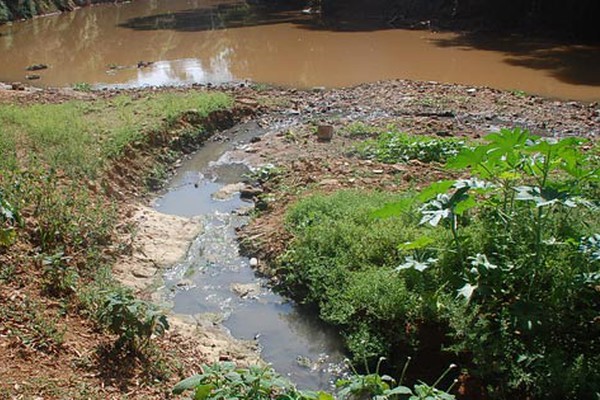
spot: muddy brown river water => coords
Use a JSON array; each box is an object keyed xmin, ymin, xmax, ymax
[{"xmin": 1, "ymin": 0, "xmax": 599, "ymax": 101}]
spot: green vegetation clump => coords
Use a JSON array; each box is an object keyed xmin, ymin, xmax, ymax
[
  {"xmin": 0, "ymin": 92, "xmax": 232, "ymax": 177},
  {"xmin": 173, "ymin": 361, "xmax": 456, "ymax": 400},
  {"xmin": 280, "ymin": 129, "xmax": 600, "ymax": 399},
  {"xmin": 0, "ymin": 0, "xmax": 129, "ymax": 22},
  {"xmin": 354, "ymin": 129, "xmax": 466, "ymax": 164},
  {"xmin": 0, "ymin": 2, "xmax": 11, "ymax": 23},
  {"xmin": 279, "ymin": 190, "xmax": 447, "ymax": 360}
]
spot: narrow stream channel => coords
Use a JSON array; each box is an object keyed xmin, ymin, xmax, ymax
[{"xmin": 152, "ymin": 121, "xmax": 347, "ymax": 390}]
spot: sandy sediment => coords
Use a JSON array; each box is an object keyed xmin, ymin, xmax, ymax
[{"xmin": 113, "ymin": 204, "xmax": 262, "ymax": 366}]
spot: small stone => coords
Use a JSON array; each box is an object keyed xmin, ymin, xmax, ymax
[
  {"xmin": 25, "ymin": 74, "xmax": 40, "ymax": 80},
  {"xmin": 240, "ymin": 186, "xmax": 263, "ymax": 199},
  {"xmin": 373, "ymin": 169, "xmax": 384, "ymax": 174},
  {"xmin": 26, "ymin": 63, "xmax": 48, "ymax": 71},
  {"xmin": 176, "ymin": 279, "xmax": 194, "ymax": 289},
  {"xmin": 212, "ymin": 183, "xmax": 246, "ymax": 201},
  {"xmin": 132, "ymin": 267, "xmax": 156, "ymax": 278},
  {"xmin": 319, "ymin": 179, "xmax": 340, "ymax": 186},
  {"xmin": 249, "ymin": 258, "xmax": 258, "ymax": 267},
  {"xmin": 231, "ymin": 282, "xmax": 261, "ymax": 298}
]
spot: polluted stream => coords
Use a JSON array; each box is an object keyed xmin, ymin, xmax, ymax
[{"xmin": 152, "ymin": 121, "xmax": 347, "ymax": 390}]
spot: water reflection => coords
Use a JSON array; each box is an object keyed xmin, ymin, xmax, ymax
[{"xmin": 120, "ymin": 55, "xmax": 234, "ymax": 87}]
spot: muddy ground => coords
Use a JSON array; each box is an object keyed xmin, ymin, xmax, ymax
[{"xmin": 0, "ymin": 79, "xmax": 598, "ymax": 398}]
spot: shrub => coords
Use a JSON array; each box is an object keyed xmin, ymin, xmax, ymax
[
  {"xmin": 280, "ymin": 129, "xmax": 599, "ymax": 398},
  {"xmin": 97, "ymin": 290, "xmax": 169, "ymax": 351},
  {"xmin": 378, "ymin": 128, "xmax": 600, "ymax": 398},
  {"xmin": 279, "ymin": 191, "xmax": 449, "ymax": 361}
]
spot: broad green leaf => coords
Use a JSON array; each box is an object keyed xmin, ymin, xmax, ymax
[
  {"xmin": 446, "ymin": 147, "xmax": 485, "ymax": 170},
  {"xmin": 371, "ymin": 197, "xmax": 415, "ymax": 219},
  {"xmin": 454, "ymin": 196, "xmax": 477, "ymax": 215},
  {"xmin": 193, "ymin": 384, "xmax": 214, "ymax": 400},
  {"xmin": 457, "ymin": 283, "xmax": 477, "ymax": 301},
  {"xmin": 397, "ymin": 256, "xmax": 437, "ymax": 272},
  {"xmin": 417, "ymin": 180, "xmax": 455, "ymax": 202},
  {"xmin": 385, "ymin": 385, "xmax": 413, "ymax": 395},
  {"xmin": 419, "ymin": 208, "xmax": 450, "ymax": 227},
  {"xmin": 398, "ymin": 236, "xmax": 435, "ymax": 251},
  {"xmin": 172, "ymin": 374, "xmax": 207, "ymax": 394}
]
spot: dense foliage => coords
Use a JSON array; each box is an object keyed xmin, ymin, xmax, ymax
[
  {"xmin": 3, "ymin": 0, "xmax": 599, "ymax": 40},
  {"xmin": 317, "ymin": 0, "xmax": 600, "ymax": 39},
  {"xmin": 278, "ymin": 129, "xmax": 599, "ymax": 398},
  {"xmin": 173, "ymin": 361, "xmax": 457, "ymax": 400},
  {"xmin": 0, "ymin": 0, "xmax": 124, "ymax": 23}
]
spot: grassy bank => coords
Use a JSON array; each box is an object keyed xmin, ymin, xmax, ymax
[
  {"xmin": 0, "ymin": 90, "xmax": 234, "ymax": 397},
  {"xmin": 274, "ymin": 129, "xmax": 600, "ymax": 399}
]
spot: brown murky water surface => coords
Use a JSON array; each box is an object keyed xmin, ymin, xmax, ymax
[{"xmin": 1, "ymin": 0, "xmax": 599, "ymax": 101}]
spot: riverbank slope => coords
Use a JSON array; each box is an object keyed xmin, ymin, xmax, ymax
[{"xmin": 0, "ymin": 80, "xmax": 598, "ymax": 398}]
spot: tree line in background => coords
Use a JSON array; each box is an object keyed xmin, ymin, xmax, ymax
[
  {"xmin": 2, "ymin": 0, "xmax": 599, "ymax": 40},
  {"xmin": 0, "ymin": 0, "xmax": 122, "ymax": 23},
  {"xmin": 314, "ymin": 0, "xmax": 600, "ymax": 39}
]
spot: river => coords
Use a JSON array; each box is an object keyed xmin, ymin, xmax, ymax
[{"xmin": 0, "ymin": 0, "xmax": 599, "ymax": 101}]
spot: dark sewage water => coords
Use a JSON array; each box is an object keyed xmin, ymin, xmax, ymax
[{"xmin": 152, "ymin": 121, "xmax": 347, "ymax": 390}]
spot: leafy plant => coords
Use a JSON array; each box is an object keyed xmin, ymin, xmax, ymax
[
  {"xmin": 173, "ymin": 362, "xmax": 333, "ymax": 400},
  {"xmin": 42, "ymin": 251, "xmax": 79, "ymax": 297},
  {"xmin": 371, "ymin": 128, "xmax": 600, "ymax": 398},
  {"xmin": 72, "ymin": 82, "xmax": 93, "ymax": 92},
  {"xmin": 354, "ymin": 130, "xmax": 465, "ymax": 164},
  {"xmin": 173, "ymin": 360, "xmax": 458, "ymax": 400},
  {"xmin": 342, "ymin": 122, "xmax": 379, "ymax": 138},
  {"xmin": 280, "ymin": 128, "xmax": 598, "ymax": 398},
  {"xmin": 97, "ymin": 291, "xmax": 169, "ymax": 351},
  {"xmin": 279, "ymin": 190, "xmax": 443, "ymax": 361},
  {"xmin": 336, "ymin": 357, "xmax": 457, "ymax": 400},
  {"xmin": 0, "ymin": 188, "xmax": 20, "ymax": 246},
  {"xmin": 246, "ymin": 163, "xmax": 283, "ymax": 184}
]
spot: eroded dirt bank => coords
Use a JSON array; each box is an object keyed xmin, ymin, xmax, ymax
[{"xmin": 0, "ymin": 79, "xmax": 598, "ymax": 398}]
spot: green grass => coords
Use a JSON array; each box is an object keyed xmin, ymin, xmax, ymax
[{"xmin": 0, "ymin": 91, "xmax": 233, "ymax": 178}]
